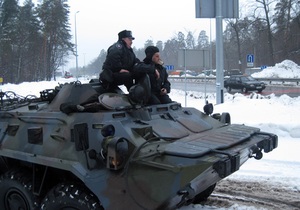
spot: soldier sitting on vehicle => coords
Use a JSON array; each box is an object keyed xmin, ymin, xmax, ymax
[
  {"xmin": 133, "ymin": 46, "xmax": 172, "ymax": 105},
  {"xmin": 99, "ymin": 30, "xmax": 140, "ymax": 91}
]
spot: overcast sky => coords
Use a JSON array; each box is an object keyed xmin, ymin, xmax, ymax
[
  {"xmin": 67, "ymin": 0, "xmax": 216, "ymax": 69},
  {"xmin": 24, "ymin": 0, "xmax": 249, "ymax": 71}
]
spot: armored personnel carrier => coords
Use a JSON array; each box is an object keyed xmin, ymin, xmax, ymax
[{"xmin": 0, "ymin": 77, "xmax": 278, "ymax": 210}]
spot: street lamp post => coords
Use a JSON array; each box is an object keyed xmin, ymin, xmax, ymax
[{"xmin": 75, "ymin": 11, "xmax": 79, "ymax": 79}]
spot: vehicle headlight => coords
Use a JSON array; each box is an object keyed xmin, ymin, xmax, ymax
[
  {"xmin": 101, "ymin": 124, "xmax": 115, "ymax": 137},
  {"xmin": 102, "ymin": 137, "xmax": 129, "ymax": 170}
]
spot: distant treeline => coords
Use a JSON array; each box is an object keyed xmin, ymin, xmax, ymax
[{"xmin": 0, "ymin": 0, "xmax": 299, "ymax": 84}]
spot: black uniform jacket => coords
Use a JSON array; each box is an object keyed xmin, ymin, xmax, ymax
[
  {"xmin": 134, "ymin": 59, "xmax": 171, "ymax": 95},
  {"xmin": 101, "ymin": 40, "xmax": 139, "ymax": 82}
]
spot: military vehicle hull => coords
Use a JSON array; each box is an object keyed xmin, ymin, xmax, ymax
[{"xmin": 0, "ymin": 82, "xmax": 278, "ymax": 210}]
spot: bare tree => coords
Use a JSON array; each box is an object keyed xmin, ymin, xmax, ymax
[{"xmin": 255, "ymin": 0, "xmax": 276, "ymax": 65}]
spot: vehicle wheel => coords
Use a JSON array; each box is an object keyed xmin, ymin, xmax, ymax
[
  {"xmin": 226, "ymin": 86, "xmax": 231, "ymax": 92},
  {"xmin": 41, "ymin": 183, "xmax": 103, "ymax": 210},
  {"xmin": 242, "ymin": 87, "xmax": 248, "ymax": 93},
  {"xmin": 0, "ymin": 169, "xmax": 39, "ymax": 210},
  {"xmin": 192, "ymin": 183, "xmax": 216, "ymax": 203}
]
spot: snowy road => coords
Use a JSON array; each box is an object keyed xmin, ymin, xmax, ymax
[
  {"xmin": 177, "ymin": 137, "xmax": 300, "ymax": 210},
  {"xmin": 200, "ymin": 179, "xmax": 299, "ymax": 210}
]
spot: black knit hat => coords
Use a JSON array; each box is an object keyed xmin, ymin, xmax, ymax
[
  {"xmin": 118, "ymin": 30, "xmax": 135, "ymax": 40},
  {"xmin": 145, "ymin": 46, "xmax": 159, "ymax": 59}
]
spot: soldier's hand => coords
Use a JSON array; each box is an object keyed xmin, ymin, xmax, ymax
[
  {"xmin": 120, "ymin": 69, "xmax": 129, "ymax": 73},
  {"xmin": 160, "ymin": 88, "xmax": 167, "ymax": 95},
  {"xmin": 155, "ymin": 69, "xmax": 160, "ymax": 79}
]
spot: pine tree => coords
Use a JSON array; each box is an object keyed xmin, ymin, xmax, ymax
[
  {"xmin": 0, "ymin": 0, "xmax": 19, "ymax": 83},
  {"xmin": 37, "ymin": 0, "xmax": 73, "ymax": 81}
]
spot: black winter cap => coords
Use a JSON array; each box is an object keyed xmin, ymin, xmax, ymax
[
  {"xmin": 118, "ymin": 30, "xmax": 135, "ymax": 40},
  {"xmin": 145, "ymin": 46, "xmax": 159, "ymax": 59}
]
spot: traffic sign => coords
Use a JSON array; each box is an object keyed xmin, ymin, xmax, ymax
[
  {"xmin": 247, "ymin": 54, "xmax": 254, "ymax": 63},
  {"xmin": 165, "ymin": 65, "xmax": 174, "ymax": 71},
  {"xmin": 261, "ymin": 65, "xmax": 268, "ymax": 70},
  {"xmin": 246, "ymin": 54, "xmax": 254, "ymax": 67}
]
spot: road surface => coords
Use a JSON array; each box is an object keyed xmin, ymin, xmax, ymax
[
  {"xmin": 171, "ymin": 81, "xmax": 300, "ymax": 97},
  {"xmin": 196, "ymin": 179, "xmax": 300, "ymax": 209}
]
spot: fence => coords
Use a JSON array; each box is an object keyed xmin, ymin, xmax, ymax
[{"xmin": 168, "ymin": 76, "xmax": 300, "ymax": 85}]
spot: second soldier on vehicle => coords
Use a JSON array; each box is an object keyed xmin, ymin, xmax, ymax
[{"xmin": 134, "ymin": 46, "xmax": 172, "ymax": 104}]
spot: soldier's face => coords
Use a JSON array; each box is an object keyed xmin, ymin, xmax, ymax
[
  {"xmin": 152, "ymin": 52, "xmax": 161, "ymax": 64},
  {"xmin": 123, "ymin": 37, "xmax": 133, "ymax": 48}
]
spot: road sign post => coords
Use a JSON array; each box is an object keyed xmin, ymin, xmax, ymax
[
  {"xmin": 247, "ymin": 54, "xmax": 254, "ymax": 67},
  {"xmin": 195, "ymin": 0, "xmax": 239, "ymax": 104}
]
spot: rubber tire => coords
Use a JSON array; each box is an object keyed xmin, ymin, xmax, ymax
[
  {"xmin": 192, "ymin": 183, "xmax": 216, "ymax": 203},
  {"xmin": 0, "ymin": 169, "xmax": 38, "ymax": 210},
  {"xmin": 41, "ymin": 183, "xmax": 103, "ymax": 210},
  {"xmin": 242, "ymin": 87, "xmax": 248, "ymax": 93}
]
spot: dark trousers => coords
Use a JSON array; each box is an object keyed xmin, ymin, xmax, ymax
[
  {"xmin": 111, "ymin": 72, "xmax": 133, "ymax": 91},
  {"xmin": 148, "ymin": 94, "xmax": 172, "ymax": 105},
  {"xmin": 100, "ymin": 71, "xmax": 134, "ymax": 91}
]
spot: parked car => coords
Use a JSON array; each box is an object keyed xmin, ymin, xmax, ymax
[
  {"xmin": 224, "ymin": 69, "xmax": 242, "ymax": 77},
  {"xmin": 169, "ymin": 70, "xmax": 199, "ymax": 77},
  {"xmin": 224, "ymin": 75, "xmax": 266, "ymax": 93},
  {"xmin": 64, "ymin": 71, "xmax": 73, "ymax": 79}
]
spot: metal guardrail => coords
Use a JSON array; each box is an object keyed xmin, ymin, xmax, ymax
[
  {"xmin": 255, "ymin": 77, "xmax": 300, "ymax": 85},
  {"xmin": 168, "ymin": 76, "xmax": 300, "ymax": 85}
]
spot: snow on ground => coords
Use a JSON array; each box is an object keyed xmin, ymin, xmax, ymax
[
  {"xmin": 0, "ymin": 60, "xmax": 299, "ymax": 209},
  {"xmin": 252, "ymin": 60, "xmax": 300, "ymax": 78}
]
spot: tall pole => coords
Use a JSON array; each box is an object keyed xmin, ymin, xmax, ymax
[
  {"xmin": 83, "ymin": 53, "xmax": 86, "ymax": 76},
  {"xmin": 210, "ymin": 19, "xmax": 213, "ymax": 75},
  {"xmin": 184, "ymin": 48, "xmax": 187, "ymax": 107},
  {"xmin": 75, "ymin": 11, "xmax": 79, "ymax": 79},
  {"xmin": 215, "ymin": 0, "xmax": 224, "ymax": 104}
]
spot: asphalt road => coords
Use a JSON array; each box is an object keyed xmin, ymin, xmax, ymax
[{"xmin": 171, "ymin": 81, "xmax": 300, "ymax": 97}]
